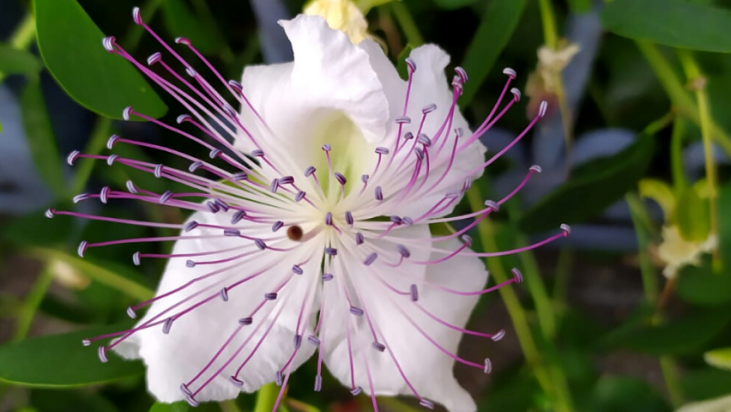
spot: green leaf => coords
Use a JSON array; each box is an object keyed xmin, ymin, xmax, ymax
[
  {"xmin": 720, "ymin": 185, "xmax": 731, "ymax": 263},
  {"xmin": 0, "ymin": 325, "xmax": 143, "ymax": 387},
  {"xmin": 31, "ymin": 389, "xmax": 120, "ymax": 412},
  {"xmin": 566, "ymin": 0, "xmax": 592, "ymax": 14},
  {"xmin": 0, "ymin": 43, "xmax": 43, "ymax": 75},
  {"xmin": 676, "ymin": 256, "xmax": 731, "ymax": 306},
  {"xmin": 638, "ymin": 178, "xmax": 675, "ymax": 219},
  {"xmin": 681, "ymin": 368, "xmax": 731, "ymax": 401},
  {"xmin": 601, "ymin": 0, "xmax": 731, "ymax": 53},
  {"xmin": 432, "ymin": 0, "xmax": 478, "ymax": 9},
  {"xmin": 580, "ymin": 377, "xmax": 670, "ymax": 412},
  {"xmin": 34, "ymin": 0, "xmax": 167, "ymax": 119},
  {"xmin": 21, "ymin": 78, "xmax": 67, "ymax": 198},
  {"xmin": 396, "ymin": 44, "xmax": 414, "ymax": 80},
  {"xmin": 674, "ymin": 186, "xmax": 710, "ymax": 241},
  {"xmin": 705, "ymin": 347, "xmax": 731, "ymax": 371},
  {"xmin": 150, "ymin": 402, "xmax": 190, "ymax": 412},
  {"xmin": 460, "ymin": 0, "xmax": 528, "ymax": 105},
  {"xmin": 599, "ymin": 305, "xmax": 731, "ymax": 355},
  {"xmin": 520, "ymin": 134, "xmax": 655, "ymax": 233},
  {"xmin": 163, "ymin": 0, "xmax": 221, "ymax": 55}
]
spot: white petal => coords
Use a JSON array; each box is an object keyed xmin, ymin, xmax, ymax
[
  {"xmin": 114, "ymin": 211, "xmax": 322, "ymax": 403},
  {"xmin": 322, "ymin": 235, "xmax": 487, "ymax": 412}
]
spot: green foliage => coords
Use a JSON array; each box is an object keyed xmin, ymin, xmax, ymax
[
  {"xmin": 33, "ymin": 0, "xmax": 167, "ymax": 119},
  {"xmin": 0, "ymin": 43, "xmax": 43, "ymax": 75}
]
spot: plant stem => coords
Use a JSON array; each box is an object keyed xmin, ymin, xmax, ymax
[
  {"xmin": 12, "ymin": 266, "xmax": 54, "ymax": 341},
  {"xmin": 670, "ymin": 117, "xmax": 688, "ymax": 195},
  {"xmin": 676, "ymin": 50, "xmax": 719, "ymax": 265},
  {"xmin": 537, "ymin": 0, "xmax": 558, "ymax": 49},
  {"xmin": 660, "ymin": 356, "xmax": 685, "ymax": 409},
  {"xmin": 466, "ymin": 186, "xmax": 573, "ymax": 412},
  {"xmin": 70, "ymin": 117, "xmax": 113, "ymax": 196},
  {"xmin": 553, "ymin": 248, "xmax": 575, "ymax": 310},
  {"xmin": 253, "ymin": 383, "xmax": 280, "ymax": 412},
  {"xmin": 390, "ymin": 2, "xmax": 423, "ymax": 47},
  {"xmin": 0, "ymin": 13, "xmax": 37, "ymax": 84}
]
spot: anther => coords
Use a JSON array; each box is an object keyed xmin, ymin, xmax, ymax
[
  {"xmin": 560, "ymin": 224, "xmax": 571, "ymax": 236},
  {"xmin": 372, "ymin": 342, "xmax": 386, "ymax": 352},
  {"xmin": 272, "ymin": 221, "xmax": 284, "ymax": 232},
  {"xmin": 146, "ymin": 51, "xmax": 162, "ymax": 66},
  {"xmin": 98, "ymin": 346, "xmax": 108, "ymax": 363},
  {"xmin": 228, "ymin": 80, "xmax": 243, "ymax": 92},
  {"xmin": 106, "ymin": 134, "xmax": 120, "ymax": 149},
  {"xmin": 314, "ymin": 376, "xmax": 323, "ymax": 392},
  {"xmin": 405, "ymin": 58, "xmax": 417, "ymax": 72},
  {"xmin": 512, "ymin": 268, "xmax": 524, "ymax": 283},
  {"xmin": 419, "ymin": 399, "xmax": 435, "ymax": 409},
  {"xmin": 132, "ymin": 251, "xmax": 141, "ymax": 266},
  {"xmin": 395, "ymin": 116, "xmax": 411, "ymax": 124},
  {"xmin": 185, "ymin": 396, "xmax": 199, "ymax": 407},
  {"xmin": 82, "ymin": 339, "xmax": 91, "ymax": 347},
  {"xmin": 322, "ymin": 144, "xmax": 331, "ymax": 152},
  {"xmin": 410, "ymin": 284, "xmax": 419, "ymax": 302},
  {"xmin": 99, "ymin": 187, "xmax": 110, "ymax": 204},
  {"xmin": 361, "ymin": 174, "xmax": 369, "ymax": 183},
  {"xmin": 189, "ymin": 161, "xmax": 204, "ymax": 173},
  {"xmin": 455, "ymin": 66, "xmax": 468, "ymax": 83},
  {"xmin": 265, "ymin": 292, "xmax": 277, "ymax": 300},
  {"xmin": 73, "ymin": 194, "xmax": 90, "ymax": 203},
  {"xmin": 422, "ymin": 104, "xmax": 437, "ymax": 114},
  {"xmin": 102, "ymin": 36, "xmax": 116, "ymax": 52},
  {"xmin": 67, "ymin": 150, "xmax": 81, "ymax": 166},
  {"xmin": 402, "ymin": 217, "xmax": 414, "ymax": 226},
  {"xmin": 397, "ymin": 245, "xmax": 411, "ymax": 258},
  {"xmin": 123, "ymin": 106, "xmax": 133, "ymax": 121},
  {"xmin": 207, "ymin": 201, "xmax": 221, "ymax": 214},
  {"xmin": 345, "ymin": 211, "xmax": 354, "ymax": 225},
  {"xmin": 325, "ymin": 247, "xmax": 337, "ymax": 256},
  {"xmin": 45, "ymin": 208, "xmax": 55, "ymax": 218},
  {"xmin": 231, "ymin": 210, "xmax": 247, "ymax": 225},
  {"xmin": 530, "ymin": 165, "xmax": 542, "ymax": 173},
  {"xmin": 462, "ymin": 235, "xmax": 473, "ymax": 247},
  {"xmin": 175, "ymin": 37, "xmax": 192, "ymax": 45},
  {"xmin": 78, "ymin": 241, "xmax": 88, "ymax": 258},
  {"xmin": 162, "ymin": 317, "xmax": 173, "ymax": 334},
  {"xmin": 294, "ymin": 334, "xmax": 302, "ymax": 349},
  {"xmin": 180, "ymin": 384, "xmax": 193, "ymax": 396},
  {"xmin": 334, "ymin": 172, "xmax": 347, "ymax": 185},
  {"xmin": 417, "ymin": 134, "xmax": 432, "ymax": 147},
  {"xmin": 483, "ymin": 358, "xmax": 492, "ymax": 374},
  {"xmin": 414, "ymin": 148, "xmax": 424, "ymax": 161},
  {"xmin": 159, "ymin": 190, "xmax": 173, "ymax": 204},
  {"xmin": 355, "ymin": 233, "xmax": 364, "ymax": 245},
  {"xmin": 295, "ymin": 191, "xmax": 306, "ymax": 202},
  {"xmin": 209, "ymin": 148, "xmax": 221, "ymax": 159},
  {"xmin": 132, "ymin": 7, "xmax": 143, "ymax": 25},
  {"xmin": 510, "ymin": 88, "xmax": 521, "ymax": 102},
  {"xmin": 126, "ymin": 180, "xmax": 138, "ymax": 194},
  {"xmin": 375, "ymin": 147, "xmax": 389, "ymax": 155},
  {"xmin": 308, "ymin": 335, "xmax": 321, "ymax": 346},
  {"xmin": 186, "ymin": 260, "xmax": 196, "ymax": 268},
  {"xmin": 106, "ymin": 154, "xmax": 119, "ymax": 166},
  {"xmin": 279, "ymin": 176, "xmax": 294, "ymax": 185},
  {"xmin": 220, "ymin": 288, "xmax": 229, "ymax": 302},
  {"xmin": 375, "ymin": 186, "xmax": 383, "ymax": 201},
  {"xmin": 127, "ymin": 306, "xmax": 137, "ymax": 319},
  {"xmin": 233, "ymin": 172, "xmax": 248, "ymax": 180},
  {"xmin": 230, "ymin": 376, "xmax": 244, "ymax": 387},
  {"xmin": 239, "ymin": 317, "xmax": 253, "ymax": 325},
  {"xmin": 184, "ymin": 221, "xmax": 199, "ymax": 232},
  {"xmin": 185, "ymin": 66, "xmax": 196, "ymax": 77},
  {"xmin": 503, "ymin": 67, "xmax": 517, "ymax": 78},
  {"xmin": 364, "ymin": 253, "xmax": 378, "ymax": 266},
  {"xmin": 255, "ymin": 239, "xmax": 267, "ymax": 250},
  {"xmin": 322, "ymin": 273, "xmax": 334, "ymax": 281},
  {"xmin": 404, "ymin": 131, "xmax": 414, "ymax": 140},
  {"xmin": 224, "ymin": 229, "xmax": 241, "ymax": 237},
  {"xmin": 325, "ymin": 212, "xmax": 333, "ymax": 226},
  {"xmin": 305, "ymin": 166, "xmax": 316, "ymax": 177},
  {"xmin": 491, "ymin": 329, "xmax": 506, "ymax": 342},
  {"xmin": 214, "ymin": 198, "xmax": 230, "ymax": 212},
  {"xmin": 154, "ymin": 164, "xmax": 163, "ymax": 178},
  {"xmin": 275, "ymin": 371, "xmax": 283, "ymax": 386},
  {"xmin": 270, "ymin": 179, "xmax": 280, "ymax": 193},
  {"xmin": 538, "ymin": 101, "xmax": 548, "ymax": 117},
  {"xmin": 176, "ymin": 114, "xmax": 192, "ymax": 124},
  {"xmin": 251, "ymin": 149, "xmax": 264, "ymax": 157},
  {"xmin": 350, "ymin": 306, "xmax": 364, "ymax": 316},
  {"xmin": 484, "ymin": 200, "xmax": 500, "ymax": 212},
  {"xmin": 351, "ymin": 386, "xmax": 363, "ymax": 396},
  {"xmin": 390, "ymin": 216, "xmax": 403, "ymax": 225},
  {"xmin": 292, "ymin": 265, "xmax": 303, "ymax": 275}
]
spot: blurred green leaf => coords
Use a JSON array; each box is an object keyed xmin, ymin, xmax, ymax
[
  {"xmin": 162, "ymin": 0, "xmax": 221, "ymax": 55},
  {"xmin": 720, "ymin": 185, "xmax": 731, "ymax": 263},
  {"xmin": 40, "ymin": 294, "xmax": 95, "ymax": 324},
  {"xmin": 677, "ymin": 261, "xmax": 731, "ymax": 306},
  {"xmin": 674, "ymin": 186, "xmax": 711, "ymax": 241},
  {"xmin": 34, "ymin": 0, "xmax": 167, "ymax": 119},
  {"xmin": 31, "ymin": 389, "xmax": 120, "ymax": 412},
  {"xmin": 601, "ymin": 0, "xmax": 731, "ymax": 53},
  {"xmin": 599, "ymin": 305, "xmax": 731, "ymax": 355},
  {"xmin": 21, "ymin": 78, "xmax": 66, "ymax": 198},
  {"xmin": 0, "ymin": 324, "xmax": 142, "ymax": 387},
  {"xmin": 0, "ymin": 43, "xmax": 43, "ymax": 75},
  {"xmin": 520, "ymin": 134, "xmax": 655, "ymax": 233},
  {"xmin": 460, "ymin": 0, "xmax": 528, "ymax": 105},
  {"xmin": 432, "ymin": 0, "xmax": 478, "ymax": 9},
  {"xmin": 638, "ymin": 178, "xmax": 675, "ymax": 219},
  {"xmin": 2, "ymin": 207, "xmax": 75, "ymax": 247},
  {"xmin": 681, "ymin": 368, "xmax": 731, "ymax": 401},
  {"xmin": 705, "ymin": 347, "xmax": 731, "ymax": 371},
  {"xmin": 396, "ymin": 44, "xmax": 414, "ymax": 80},
  {"xmin": 580, "ymin": 377, "xmax": 670, "ymax": 412},
  {"xmin": 566, "ymin": 0, "xmax": 592, "ymax": 14},
  {"xmin": 149, "ymin": 402, "xmax": 189, "ymax": 412},
  {"xmin": 358, "ymin": 0, "xmax": 399, "ymax": 13}
]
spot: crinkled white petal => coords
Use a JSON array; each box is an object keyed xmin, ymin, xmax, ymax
[
  {"xmin": 113, "ymin": 211, "xmax": 322, "ymax": 403},
  {"xmin": 321, "ymin": 236, "xmax": 487, "ymax": 412}
]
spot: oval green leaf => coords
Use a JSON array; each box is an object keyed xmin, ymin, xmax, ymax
[
  {"xmin": 34, "ymin": 0, "xmax": 166, "ymax": 119},
  {"xmin": 676, "ymin": 258, "xmax": 731, "ymax": 306},
  {"xmin": 0, "ymin": 325, "xmax": 143, "ymax": 387},
  {"xmin": 519, "ymin": 134, "xmax": 655, "ymax": 233},
  {"xmin": 705, "ymin": 347, "xmax": 731, "ymax": 371},
  {"xmin": 601, "ymin": 0, "xmax": 731, "ymax": 53}
]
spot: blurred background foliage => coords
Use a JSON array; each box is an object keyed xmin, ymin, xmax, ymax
[{"xmin": 1, "ymin": 0, "xmax": 731, "ymax": 411}]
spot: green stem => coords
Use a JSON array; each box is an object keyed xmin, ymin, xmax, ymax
[
  {"xmin": 660, "ymin": 356, "xmax": 685, "ymax": 409},
  {"xmin": 553, "ymin": 248, "xmax": 575, "ymax": 310},
  {"xmin": 12, "ymin": 266, "xmax": 54, "ymax": 341},
  {"xmin": 670, "ymin": 117, "xmax": 688, "ymax": 195},
  {"xmin": 466, "ymin": 186, "xmax": 573, "ymax": 412},
  {"xmin": 391, "ymin": 2, "xmax": 423, "ymax": 47},
  {"xmin": 636, "ymin": 41, "xmax": 731, "ymax": 158},
  {"xmin": 537, "ymin": 0, "xmax": 558, "ymax": 49},
  {"xmin": 253, "ymin": 383, "xmax": 280, "ymax": 412},
  {"xmin": 676, "ymin": 50, "xmax": 719, "ymax": 265},
  {"xmin": 626, "ymin": 193, "xmax": 659, "ymax": 304},
  {"xmin": 10, "ymin": 13, "xmax": 36, "ymax": 49},
  {"xmin": 70, "ymin": 117, "xmax": 113, "ymax": 196}
]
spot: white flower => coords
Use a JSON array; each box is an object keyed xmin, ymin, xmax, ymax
[
  {"xmin": 658, "ymin": 224, "xmax": 717, "ymax": 279},
  {"xmin": 50, "ymin": 9, "xmax": 567, "ymax": 412}
]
